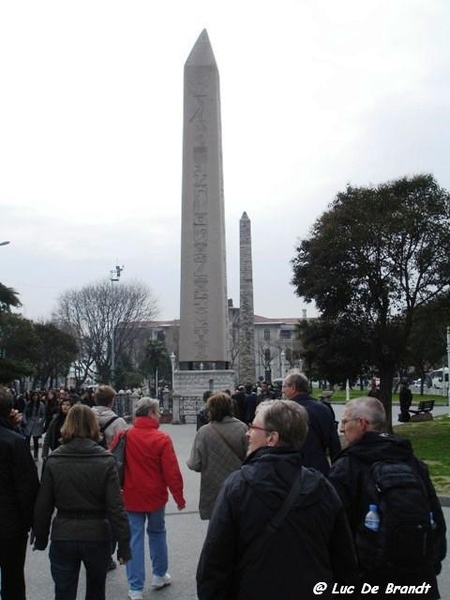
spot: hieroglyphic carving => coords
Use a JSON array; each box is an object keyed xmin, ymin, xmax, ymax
[{"xmin": 192, "ymin": 145, "xmax": 208, "ymax": 359}]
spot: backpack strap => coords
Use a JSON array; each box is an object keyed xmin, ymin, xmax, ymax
[
  {"xmin": 100, "ymin": 415, "xmax": 119, "ymax": 434},
  {"xmin": 239, "ymin": 468, "xmax": 321, "ymax": 571}
]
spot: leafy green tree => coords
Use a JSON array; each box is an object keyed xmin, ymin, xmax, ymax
[
  {"xmin": 32, "ymin": 322, "xmax": 78, "ymax": 388},
  {"xmin": 0, "ymin": 314, "xmax": 38, "ymax": 384},
  {"xmin": 0, "ymin": 282, "xmax": 21, "ymax": 312},
  {"xmin": 291, "ymin": 174, "xmax": 450, "ymax": 425},
  {"xmin": 139, "ymin": 339, "xmax": 171, "ymax": 391},
  {"xmin": 405, "ymin": 293, "xmax": 450, "ymax": 393},
  {"xmin": 297, "ymin": 317, "xmax": 372, "ymax": 388}
]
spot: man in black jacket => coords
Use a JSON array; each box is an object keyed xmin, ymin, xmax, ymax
[
  {"xmin": 0, "ymin": 387, "xmax": 40, "ymax": 600},
  {"xmin": 283, "ymin": 372, "xmax": 341, "ymax": 475},
  {"xmin": 329, "ymin": 397, "xmax": 446, "ymax": 599},
  {"xmin": 197, "ymin": 400, "xmax": 358, "ymax": 600}
]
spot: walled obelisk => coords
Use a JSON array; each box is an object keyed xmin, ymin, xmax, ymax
[
  {"xmin": 238, "ymin": 212, "xmax": 256, "ymax": 383},
  {"xmin": 176, "ymin": 30, "xmax": 234, "ymax": 396}
]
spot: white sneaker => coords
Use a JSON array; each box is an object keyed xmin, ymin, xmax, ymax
[
  {"xmin": 128, "ymin": 590, "xmax": 144, "ymax": 600},
  {"xmin": 151, "ymin": 572, "xmax": 172, "ymax": 589}
]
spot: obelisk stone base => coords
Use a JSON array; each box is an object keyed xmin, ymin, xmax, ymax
[{"xmin": 172, "ymin": 369, "xmax": 236, "ymax": 424}]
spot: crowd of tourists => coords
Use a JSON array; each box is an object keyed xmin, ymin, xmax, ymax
[{"xmin": 0, "ymin": 373, "xmax": 447, "ymax": 600}]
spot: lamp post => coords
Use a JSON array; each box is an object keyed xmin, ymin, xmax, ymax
[
  {"xmin": 110, "ymin": 264, "xmax": 124, "ymax": 384},
  {"xmin": 280, "ymin": 350, "xmax": 286, "ymax": 379},
  {"xmin": 170, "ymin": 352, "xmax": 176, "ymax": 390}
]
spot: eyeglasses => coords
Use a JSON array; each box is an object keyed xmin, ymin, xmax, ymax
[
  {"xmin": 248, "ymin": 422, "xmax": 272, "ymax": 433},
  {"xmin": 341, "ymin": 417, "xmax": 360, "ymax": 426}
]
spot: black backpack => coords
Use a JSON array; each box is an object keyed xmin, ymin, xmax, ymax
[
  {"xmin": 356, "ymin": 459, "xmax": 434, "ymax": 572},
  {"xmin": 98, "ymin": 416, "xmax": 119, "ymax": 448}
]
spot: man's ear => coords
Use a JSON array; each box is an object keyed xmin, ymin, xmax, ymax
[{"xmin": 267, "ymin": 430, "xmax": 280, "ymax": 447}]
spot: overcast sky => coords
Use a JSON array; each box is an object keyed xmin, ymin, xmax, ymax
[{"xmin": 1, "ymin": 0, "xmax": 449, "ymax": 323}]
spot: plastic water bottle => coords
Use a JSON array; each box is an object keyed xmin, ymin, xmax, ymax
[
  {"xmin": 430, "ymin": 511, "xmax": 437, "ymax": 530},
  {"xmin": 364, "ymin": 504, "xmax": 380, "ymax": 531}
]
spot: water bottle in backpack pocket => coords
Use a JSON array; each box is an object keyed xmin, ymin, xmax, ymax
[{"xmin": 356, "ymin": 460, "xmax": 434, "ymax": 572}]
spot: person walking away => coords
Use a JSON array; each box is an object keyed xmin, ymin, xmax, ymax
[
  {"xmin": 196, "ymin": 390, "xmax": 213, "ymax": 430},
  {"xmin": 92, "ymin": 385, "xmax": 128, "ymax": 449},
  {"xmin": 187, "ymin": 392, "xmax": 248, "ymax": 519},
  {"xmin": 0, "ymin": 387, "xmax": 40, "ymax": 600},
  {"xmin": 33, "ymin": 403, "xmax": 131, "ymax": 600},
  {"xmin": 243, "ymin": 384, "xmax": 258, "ymax": 425},
  {"xmin": 41, "ymin": 396, "xmax": 75, "ymax": 462},
  {"xmin": 283, "ymin": 373, "xmax": 340, "ymax": 475},
  {"xmin": 92, "ymin": 384, "xmax": 128, "ymax": 571},
  {"xmin": 23, "ymin": 390, "xmax": 46, "ymax": 461},
  {"xmin": 115, "ymin": 397, "xmax": 186, "ymax": 600},
  {"xmin": 197, "ymin": 400, "xmax": 359, "ymax": 600},
  {"xmin": 44, "ymin": 390, "xmax": 60, "ymax": 431},
  {"xmin": 398, "ymin": 381, "xmax": 412, "ymax": 422},
  {"xmin": 329, "ymin": 397, "xmax": 446, "ymax": 599}
]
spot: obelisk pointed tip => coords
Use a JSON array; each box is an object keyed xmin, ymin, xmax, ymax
[
  {"xmin": 185, "ymin": 29, "xmax": 217, "ymax": 67},
  {"xmin": 241, "ymin": 211, "xmax": 250, "ymax": 220}
]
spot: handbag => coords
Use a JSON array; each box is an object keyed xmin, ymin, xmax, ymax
[{"xmin": 109, "ymin": 429, "xmax": 127, "ymax": 486}]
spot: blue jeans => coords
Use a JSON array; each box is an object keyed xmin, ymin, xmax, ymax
[
  {"xmin": 49, "ymin": 540, "xmax": 111, "ymax": 600},
  {"xmin": 126, "ymin": 509, "xmax": 168, "ymax": 591}
]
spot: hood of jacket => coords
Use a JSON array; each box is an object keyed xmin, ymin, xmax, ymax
[{"xmin": 337, "ymin": 431, "xmax": 415, "ymax": 464}]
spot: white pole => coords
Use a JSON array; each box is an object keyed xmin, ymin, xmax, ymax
[{"xmin": 346, "ymin": 379, "xmax": 350, "ymax": 402}]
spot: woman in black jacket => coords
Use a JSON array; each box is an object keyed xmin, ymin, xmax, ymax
[
  {"xmin": 33, "ymin": 403, "xmax": 131, "ymax": 600},
  {"xmin": 41, "ymin": 397, "xmax": 74, "ymax": 462}
]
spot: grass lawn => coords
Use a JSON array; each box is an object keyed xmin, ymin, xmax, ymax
[
  {"xmin": 312, "ymin": 389, "xmax": 449, "ymax": 405},
  {"xmin": 394, "ymin": 415, "xmax": 450, "ymax": 495}
]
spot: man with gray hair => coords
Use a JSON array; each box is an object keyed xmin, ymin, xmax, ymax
[
  {"xmin": 115, "ymin": 397, "xmax": 186, "ymax": 600},
  {"xmin": 197, "ymin": 400, "xmax": 358, "ymax": 599},
  {"xmin": 329, "ymin": 397, "xmax": 446, "ymax": 599},
  {"xmin": 283, "ymin": 372, "xmax": 340, "ymax": 475}
]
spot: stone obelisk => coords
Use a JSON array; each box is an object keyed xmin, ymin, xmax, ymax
[
  {"xmin": 176, "ymin": 30, "xmax": 234, "ymax": 400},
  {"xmin": 239, "ymin": 212, "xmax": 255, "ymax": 383}
]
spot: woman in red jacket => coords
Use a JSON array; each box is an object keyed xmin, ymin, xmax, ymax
[{"xmin": 119, "ymin": 397, "xmax": 186, "ymax": 600}]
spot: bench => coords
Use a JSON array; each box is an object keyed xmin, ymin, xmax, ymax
[{"xmin": 408, "ymin": 400, "xmax": 435, "ymax": 421}]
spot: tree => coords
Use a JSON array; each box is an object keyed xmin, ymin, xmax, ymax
[
  {"xmin": 55, "ymin": 279, "xmax": 159, "ymax": 385},
  {"xmin": 0, "ymin": 282, "xmax": 21, "ymax": 312},
  {"xmin": 405, "ymin": 293, "xmax": 450, "ymax": 393},
  {"xmin": 0, "ymin": 313, "xmax": 38, "ymax": 384},
  {"xmin": 291, "ymin": 174, "xmax": 450, "ymax": 425},
  {"xmin": 139, "ymin": 339, "xmax": 171, "ymax": 392},
  {"xmin": 297, "ymin": 317, "xmax": 372, "ymax": 388},
  {"xmin": 32, "ymin": 322, "xmax": 78, "ymax": 388}
]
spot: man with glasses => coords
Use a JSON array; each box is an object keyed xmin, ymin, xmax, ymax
[
  {"xmin": 283, "ymin": 372, "xmax": 340, "ymax": 475},
  {"xmin": 329, "ymin": 397, "xmax": 446, "ymax": 599},
  {"xmin": 197, "ymin": 400, "xmax": 358, "ymax": 599}
]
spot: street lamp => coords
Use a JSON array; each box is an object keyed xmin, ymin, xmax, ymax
[
  {"xmin": 110, "ymin": 264, "xmax": 124, "ymax": 384},
  {"xmin": 281, "ymin": 350, "xmax": 286, "ymax": 378},
  {"xmin": 170, "ymin": 352, "xmax": 176, "ymax": 389}
]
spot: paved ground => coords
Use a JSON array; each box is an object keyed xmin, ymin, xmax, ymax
[{"xmin": 25, "ymin": 412, "xmax": 449, "ymax": 599}]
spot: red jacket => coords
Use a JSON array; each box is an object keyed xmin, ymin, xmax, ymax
[{"xmin": 121, "ymin": 417, "xmax": 185, "ymax": 512}]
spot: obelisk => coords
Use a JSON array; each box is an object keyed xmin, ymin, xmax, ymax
[
  {"xmin": 178, "ymin": 30, "xmax": 231, "ymax": 378},
  {"xmin": 238, "ymin": 212, "xmax": 256, "ymax": 383}
]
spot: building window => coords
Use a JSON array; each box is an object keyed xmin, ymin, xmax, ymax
[
  {"xmin": 264, "ymin": 329, "xmax": 270, "ymax": 341},
  {"xmin": 280, "ymin": 330, "xmax": 291, "ymax": 339}
]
